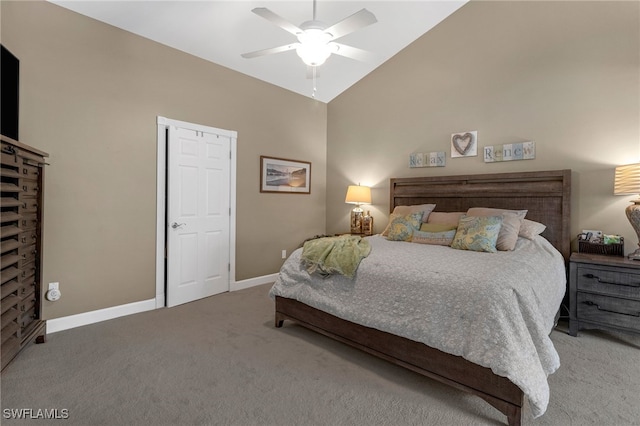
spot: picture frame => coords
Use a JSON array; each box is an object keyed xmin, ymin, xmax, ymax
[{"xmin": 260, "ymin": 156, "xmax": 311, "ymax": 194}]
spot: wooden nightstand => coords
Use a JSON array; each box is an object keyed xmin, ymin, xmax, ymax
[{"xmin": 569, "ymin": 252, "xmax": 640, "ymax": 336}]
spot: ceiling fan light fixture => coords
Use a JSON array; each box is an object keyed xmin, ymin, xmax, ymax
[{"xmin": 296, "ymin": 28, "xmax": 333, "ymax": 66}]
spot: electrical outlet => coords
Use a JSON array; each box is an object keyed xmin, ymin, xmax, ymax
[{"xmin": 281, "ymin": 250, "xmax": 287, "ymax": 259}]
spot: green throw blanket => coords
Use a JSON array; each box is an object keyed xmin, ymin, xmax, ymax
[{"xmin": 301, "ymin": 235, "xmax": 371, "ymax": 278}]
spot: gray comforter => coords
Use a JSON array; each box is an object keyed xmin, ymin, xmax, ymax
[{"xmin": 269, "ymin": 234, "xmax": 566, "ymax": 418}]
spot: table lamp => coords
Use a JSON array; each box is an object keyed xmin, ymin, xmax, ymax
[
  {"xmin": 345, "ymin": 184, "xmax": 371, "ymax": 234},
  {"xmin": 614, "ymin": 163, "xmax": 640, "ymax": 260}
]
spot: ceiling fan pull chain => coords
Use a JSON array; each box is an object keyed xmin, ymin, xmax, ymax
[{"xmin": 312, "ymin": 66, "xmax": 317, "ymax": 98}]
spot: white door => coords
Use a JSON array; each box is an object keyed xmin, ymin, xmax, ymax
[{"xmin": 166, "ymin": 125, "xmax": 231, "ymax": 307}]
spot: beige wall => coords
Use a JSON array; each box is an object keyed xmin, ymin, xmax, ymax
[
  {"xmin": 3, "ymin": 0, "xmax": 638, "ymax": 321},
  {"xmin": 327, "ymin": 1, "xmax": 640, "ymax": 255},
  {"xmin": 2, "ymin": 0, "xmax": 327, "ymax": 319}
]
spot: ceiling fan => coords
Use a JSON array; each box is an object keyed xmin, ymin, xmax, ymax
[{"xmin": 241, "ymin": 0, "xmax": 377, "ymax": 68}]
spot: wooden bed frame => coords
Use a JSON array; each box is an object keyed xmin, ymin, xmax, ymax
[{"xmin": 275, "ymin": 170, "xmax": 571, "ymax": 426}]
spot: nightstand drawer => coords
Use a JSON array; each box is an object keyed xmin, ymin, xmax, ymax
[
  {"xmin": 576, "ymin": 292, "xmax": 640, "ymax": 331},
  {"xmin": 576, "ymin": 266, "xmax": 640, "ymax": 300}
]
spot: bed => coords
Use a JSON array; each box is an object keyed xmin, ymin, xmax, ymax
[{"xmin": 269, "ymin": 170, "xmax": 571, "ymax": 426}]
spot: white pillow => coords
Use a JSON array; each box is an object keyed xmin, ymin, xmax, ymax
[{"xmin": 519, "ymin": 219, "xmax": 546, "ymax": 240}]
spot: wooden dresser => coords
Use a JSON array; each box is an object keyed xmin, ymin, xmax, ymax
[
  {"xmin": 1, "ymin": 135, "xmax": 47, "ymax": 371},
  {"xmin": 569, "ymin": 252, "xmax": 640, "ymax": 337}
]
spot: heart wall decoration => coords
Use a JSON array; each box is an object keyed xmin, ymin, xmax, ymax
[{"xmin": 451, "ymin": 131, "xmax": 478, "ymax": 158}]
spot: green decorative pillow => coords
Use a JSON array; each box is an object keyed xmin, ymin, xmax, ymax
[
  {"xmin": 386, "ymin": 212, "xmax": 423, "ymax": 241},
  {"xmin": 451, "ymin": 215, "xmax": 503, "ymax": 253}
]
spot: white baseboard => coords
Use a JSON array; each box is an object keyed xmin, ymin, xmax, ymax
[
  {"xmin": 231, "ymin": 273, "xmax": 278, "ymax": 291},
  {"xmin": 46, "ymin": 273, "xmax": 278, "ymax": 333},
  {"xmin": 46, "ymin": 298, "xmax": 157, "ymax": 334}
]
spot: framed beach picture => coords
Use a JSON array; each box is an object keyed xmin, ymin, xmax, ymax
[{"xmin": 260, "ymin": 156, "xmax": 311, "ymax": 194}]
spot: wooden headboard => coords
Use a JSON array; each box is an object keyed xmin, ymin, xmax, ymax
[{"xmin": 390, "ymin": 170, "xmax": 571, "ymax": 261}]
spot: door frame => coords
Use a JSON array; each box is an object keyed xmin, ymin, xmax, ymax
[{"xmin": 155, "ymin": 116, "xmax": 237, "ymax": 308}]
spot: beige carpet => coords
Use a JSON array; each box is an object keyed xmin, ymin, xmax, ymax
[{"xmin": 1, "ymin": 283, "xmax": 639, "ymax": 425}]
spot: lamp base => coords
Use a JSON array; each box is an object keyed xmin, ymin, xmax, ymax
[
  {"xmin": 625, "ymin": 200, "xmax": 640, "ymax": 261},
  {"xmin": 350, "ymin": 207, "xmax": 364, "ymax": 234}
]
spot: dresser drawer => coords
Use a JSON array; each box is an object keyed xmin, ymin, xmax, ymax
[
  {"xmin": 19, "ymin": 290, "xmax": 36, "ymax": 315},
  {"xmin": 19, "ymin": 265, "xmax": 37, "ymax": 284},
  {"xmin": 18, "ymin": 230, "xmax": 38, "ymax": 246},
  {"xmin": 17, "ymin": 244, "xmax": 37, "ymax": 268},
  {"xmin": 19, "ymin": 308, "xmax": 36, "ymax": 329},
  {"xmin": 19, "ymin": 164, "xmax": 40, "ymax": 181},
  {"xmin": 18, "ymin": 180, "xmax": 39, "ymax": 198},
  {"xmin": 19, "ymin": 214, "xmax": 38, "ymax": 231},
  {"xmin": 576, "ymin": 292, "xmax": 640, "ymax": 331},
  {"xmin": 576, "ymin": 265, "xmax": 640, "ymax": 300},
  {"xmin": 18, "ymin": 198, "xmax": 38, "ymax": 213}
]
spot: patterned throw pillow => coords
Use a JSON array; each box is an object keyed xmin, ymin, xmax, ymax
[
  {"xmin": 450, "ymin": 215, "xmax": 503, "ymax": 253},
  {"xmin": 412, "ymin": 223, "xmax": 458, "ymax": 246},
  {"xmin": 466, "ymin": 207, "xmax": 527, "ymax": 251},
  {"xmin": 386, "ymin": 212, "xmax": 423, "ymax": 241}
]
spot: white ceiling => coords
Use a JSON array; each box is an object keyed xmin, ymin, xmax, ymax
[{"xmin": 49, "ymin": 1, "xmax": 467, "ymax": 103}]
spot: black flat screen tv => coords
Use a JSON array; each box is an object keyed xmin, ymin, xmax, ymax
[{"xmin": 1, "ymin": 44, "xmax": 20, "ymax": 141}]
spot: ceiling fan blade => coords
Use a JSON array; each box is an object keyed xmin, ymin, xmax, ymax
[
  {"xmin": 331, "ymin": 43, "xmax": 374, "ymax": 62},
  {"xmin": 252, "ymin": 7, "xmax": 303, "ymax": 36},
  {"xmin": 241, "ymin": 43, "xmax": 298, "ymax": 59},
  {"xmin": 324, "ymin": 8, "xmax": 377, "ymax": 40}
]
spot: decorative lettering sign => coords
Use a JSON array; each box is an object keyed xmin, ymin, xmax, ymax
[
  {"xmin": 484, "ymin": 141, "xmax": 535, "ymax": 163},
  {"xmin": 410, "ymin": 152, "xmax": 446, "ymax": 168}
]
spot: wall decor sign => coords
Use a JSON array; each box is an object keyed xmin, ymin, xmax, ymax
[
  {"xmin": 409, "ymin": 152, "xmax": 446, "ymax": 168},
  {"xmin": 260, "ymin": 155, "xmax": 311, "ymax": 194},
  {"xmin": 484, "ymin": 141, "xmax": 535, "ymax": 163},
  {"xmin": 451, "ymin": 131, "xmax": 478, "ymax": 157}
]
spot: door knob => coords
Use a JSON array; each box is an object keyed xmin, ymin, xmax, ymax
[{"xmin": 171, "ymin": 222, "xmax": 186, "ymax": 229}]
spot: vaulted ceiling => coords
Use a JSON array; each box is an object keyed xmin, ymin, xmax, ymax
[{"xmin": 50, "ymin": 1, "xmax": 467, "ymax": 103}]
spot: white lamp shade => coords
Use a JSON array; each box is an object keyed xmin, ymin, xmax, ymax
[
  {"xmin": 614, "ymin": 163, "xmax": 640, "ymax": 195},
  {"xmin": 345, "ymin": 185, "xmax": 371, "ymax": 205}
]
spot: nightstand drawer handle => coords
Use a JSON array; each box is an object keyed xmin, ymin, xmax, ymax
[
  {"xmin": 583, "ymin": 273, "xmax": 640, "ymax": 288},
  {"xmin": 582, "ymin": 300, "xmax": 640, "ymax": 317}
]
